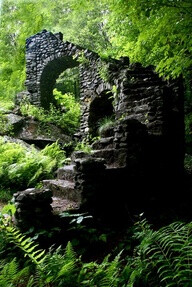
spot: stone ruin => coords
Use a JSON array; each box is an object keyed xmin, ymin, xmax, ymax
[{"xmin": 13, "ymin": 29, "xmax": 185, "ymax": 228}]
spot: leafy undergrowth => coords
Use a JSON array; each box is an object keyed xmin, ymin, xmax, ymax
[
  {"xmin": 20, "ymin": 89, "xmax": 81, "ymax": 136},
  {"xmin": 0, "ymin": 137, "xmax": 65, "ymax": 196},
  {"xmin": 1, "ymin": 205, "xmax": 192, "ymax": 287}
]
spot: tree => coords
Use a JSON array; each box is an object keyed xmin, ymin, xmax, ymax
[
  {"xmin": 104, "ymin": 0, "xmax": 192, "ymax": 80},
  {"xmin": 0, "ymin": 0, "xmax": 46, "ymax": 102},
  {"xmin": 0, "ymin": 0, "xmax": 110, "ymax": 104}
]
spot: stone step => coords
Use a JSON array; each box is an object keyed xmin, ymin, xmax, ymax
[
  {"xmin": 99, "ymin": 126, "xmax": 114, "ymax": 138},
  {"xmin": 126, "ymin": 72, "xmax": 159, "ymax": 79},
  {"xmin": 56, "ymin": 164, "xmax": 75, "ymax": 180},
  {"xmin": 91, "ymin": 136, "xmax": 114, "ymax": 150},
  {"xmin": 43, "ymin": 179, "xmax": 80, "ymax": 202},
  {"xmin": 123, "ymin": 79, "xmax": 163, "ymax": 89},
  {"xmin": 71, "ymin": 150, "xmax": 91, "ymax": 162},
  {"xmin": 91, "ymin": 148, "xmax": 115, "ymax": 167},
  {"xmin": 51, "ymin": 196, "xmax": 80, "ymax": 214}
]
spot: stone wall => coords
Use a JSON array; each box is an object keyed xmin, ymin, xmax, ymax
[
  {"xmin": 13, "ymin": 30, "xmax": 185, "ymax": 226},
  {"xmin": 23, "ymin": 29, "xmax": 184, "ymax": 173},
  {"xmin": 24, "ymin": 30, "xmax": 184, "ymax": 161},
  {"xmin": 13, "ymin": 188, "xmax": 53, "ymax": 231}
]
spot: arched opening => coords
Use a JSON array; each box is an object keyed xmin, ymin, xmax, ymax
[
  {"xmin": 40, "ymin": 56, "xmax": 79, "ymax": 109},
  {"xmin": 54, "ymin": 66, "xmax": 80, "ymax": 100},
  {"xmin": 88, "ymin": 91, "xmax": 114, "ymax": 138}
]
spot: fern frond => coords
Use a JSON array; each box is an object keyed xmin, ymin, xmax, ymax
[
  {"xmin": 64, "ymin": 241, "xmax": 77, "ymax": 262},
  {"xmin": 133, "ymin": 220, "xmax": 192, "ymax": 286},
  {"xmin": 57, "ymin": 261, "xmax": 76, "ymax": 278},
  {"xmin": 0, "ymin": 259, "xmax": 32, "ymax": 287},
  {"xmin": 3, "ymin": 226, "xmax": 46, "ymax": 266},
  {"xmin": 0, "ymin": 258, "xmax": 18, "ymax": 286}
]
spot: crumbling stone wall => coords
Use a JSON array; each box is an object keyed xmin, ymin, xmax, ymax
[
  {"xmin": 13, "ymin": 188, "xmax": 53, "ymax": 231},
  {"xmin": 14, "ymin": 30, "xmax": 184, "ymax": 226},
  {"xmin": 24, "ymin": 29, "xmax": 184, "ymax": 174},
  {"xmin": 24, "ymin": 30, "xmax": 112, "ymax": 138},
  {"xmin": 24, "ymin": 30, "xmax": 183, "ymax": 153}
]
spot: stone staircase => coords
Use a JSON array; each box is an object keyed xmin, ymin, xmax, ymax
[
  {"xmin": 90, "ymin": 125, "xmax": 117, "ymax": 168},
  {"xmin": 42, "ymin": 125, "xmax": 118, "ymax": 214},
  {"xmin": 43, "ymin": 164, "xmax": 80, "ymax": 214}
]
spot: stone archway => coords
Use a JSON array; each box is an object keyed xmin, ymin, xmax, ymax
[
  {"xmin": 25, "ymin": 29, "xmax": 86, "ymax": 107},
  {"xmin": 88, "ymin": 91, "xmax": 114, "ymax": 137},
  {"xmin": 40, "ymin": 56, "xmax": 79, "ymax": 108}
]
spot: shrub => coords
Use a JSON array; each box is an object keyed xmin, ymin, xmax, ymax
[
  {"xmin": 20, "ymin": 89, "xmax": 80, "ymax": 135},
  {"xmin": 0, "ymin": 137, "xmax": 65, "ymax": 191}
]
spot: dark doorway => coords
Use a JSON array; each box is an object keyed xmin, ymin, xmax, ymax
[{"xmin": 88, "ymin": 91, "xmax": 114, "ymax": 137}]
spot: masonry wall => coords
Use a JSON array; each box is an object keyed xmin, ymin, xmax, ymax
[
  {"xmin": 24, "ymin": 29, "xmax": 184, "ymax": 177},
  {"xmin": 12, "ymin": 30, "xmax": 185, "ymax": 227}
]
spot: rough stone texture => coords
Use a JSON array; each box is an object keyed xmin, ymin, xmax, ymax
[
  {"xmin": 13, "ymin": 30, "xmax": 185, "ymax": 226},
  {"xmin": 13, "ymin": 188, "xmax": 53, "ymax": 231},
  {"xmin": 1, "ymin": 112, "xmax": 71, "ymax": 149},
  {"xmin": 22, "ymin": 29, "xmax": 184, "ymax": 174},
  {"xmin": 74, "ymin": 157, "xmax": 106, "ymax": 215},
  {"xmin": 15, "ymin": 118, "xmax": 71, "ymax": 148}
]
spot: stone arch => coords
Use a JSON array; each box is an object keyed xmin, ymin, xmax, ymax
[
  {"xmin": 25, "ymin": 29, "xmax": 87, "ymax": 107},
  {"xmin": 88, "ymin": 90, "xmax": 114, "ymax": 137},
  {"xmin": 40, "ymin": 56, "xmax": 79, "ymax": 108}
]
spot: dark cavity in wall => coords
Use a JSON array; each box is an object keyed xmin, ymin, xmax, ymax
[{"xmin": 88, "ymin": 90, "xmax": 114, "ymax": 137}]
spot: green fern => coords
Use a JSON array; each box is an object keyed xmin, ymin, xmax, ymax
[
  {"xmin": 0, "ymin": 258, "xmax": 31, "ymax": 287},
  {"xmin": 57, "ymin": 241, "xmax": 77, "ymax": 279},
  {"xmin": 1, "ymin": 225, "xmax": 45, "ymax": 266},
  {"xmin": 37, "ymin": 242, "xmax": 78, "ymax": 286},
  {"xmin": 128, "ymin": 220, "xmax": 192, "ymax": 287},
  {"xmin": 77, "ymin": 251, "xmax": 123, "ymax": 287}
]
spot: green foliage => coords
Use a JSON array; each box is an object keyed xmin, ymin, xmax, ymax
[
  {"xmin": 0, "ymin": 0, "xmax": 46, "ymax": 102},
  {"xmin": 0, "ymin": 0, "xmax": 109, "ymax": 104},
  {"xmin": 2, "ymin": 208, "xmax": 192, "ymax": 286},
  {"xmin": 77, "ymin": 252, "xmax": 123, "ymax": 287},
  {"xmin": 104, "ymin": 0, "xmax": 192, "ymax": 79},
  {"xmin": 0, "ymin": 101, "xmax": 14, "ymax": 111},
  {"xmin": 20, "ymin": 103, "xmax": 45, "ymax": 122},
  {"xmin": 0, "ymin": 137, "xmax": 65, "ymax": 190},
  {"xmin": 0, "ymin": 258, "xmax": 31, "ymax": 287},
  {"xmin": 20, "ymin": 89, "xmax": 80, "ymax": 135},
  {"xmin": 74, "ymin": 51, "xmax": 90, "ymax": 65},
  {"xmin": 59, "ymin": 211, "xmax": 93, "ymax": 224},
  {"xmin": 53, "ymin": 89, "xmax": 81, "ymax": 133},
  {"xmin": 0, "ymin": 189, "xmax": 12, "ymax": 203},
  {"xmin": 127, "ymin": 219, "xmax": 192, "ymax": 287},
  {"xmin": 184, "ymin": 154, "xmax": 192, "ymax": 173},
  {"xmin": 1, "ymin": 226, "xmax": 46, "ymax": 266},
  {"xmin": 96, "ymin": 60, "xmax": 110, "ymax": 82},
  {"xmin": 51, "ymin": 0, "xmax": 110, "ymax": 55},
  {"xmin": 0, "ymin": 112, "xmax": 13, "ymax": 135},
  {"xmin": 55, "ymin": 67, "xmax": 80, "ymax": 99},
  {"xmin": 0, "ymin": 205, "xmax": 126, "ymax": 286},
  {"xmin": 98, "ymin": 116, "xmax": 115, "ymax": 136},
  {"xmin": 32, "ymin": 242, "xmax": 124, "ymax": 287},
  {"xmin": 185, "ymin": 112, "xmax": 192, "ymax": 144},
  {"xmin": 0, "ymin": 0, "xmax": 191, "ymax": 108},
  {"xmin": 74, "ymin": 139, "xmax": 92, "ymax": 154},
  {"xmin": 38, "ymin": 242, "xmax": 78, "ymax": 286}
]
